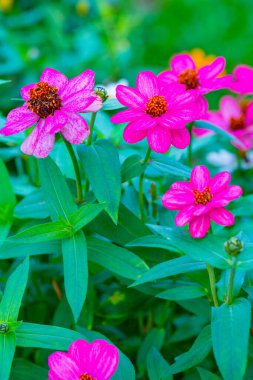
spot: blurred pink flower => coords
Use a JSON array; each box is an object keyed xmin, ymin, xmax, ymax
[
  {"xmin": 0, "ymin": 68, "xmax": 102, "ymax": 158},
  {"xmin": 111, "ymin": 71, "xmax": 203, "ymax": 153},
  {"xmin": 48, "ymin": 339, "xmax": 119, "ymax": 380},
  {"xmin": 230, "ymin": 65, "xmax": 253, "ymax": 94},
  {"xmin": 194, "ymin": 96, "xmax": 253, "ymax": 150},
  {"xmin": 162, "ymin": 165, "xmax": 242, "ymax": 238}
]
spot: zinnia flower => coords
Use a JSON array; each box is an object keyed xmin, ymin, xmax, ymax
[
  {"xmin": 48, "ymin": 339, "xmax": 119, "ymax": 380},
  {"xmin": 230, "ymin": 65, "xmax": 253, "ymax": 94},
  {"xmin": 111, "ymin": 71, "xmax": 203, "ymax": 153},
  {"xmin": 194, "ymin": 96, "xmax": 253, "ymax": 150},
  {"xmin": 162, "ymin": 165, "xmax": 242, "ymax": 238},
  {"xmin": 0, "ymin": 68, "xmax": 102, "ymax": 158}
]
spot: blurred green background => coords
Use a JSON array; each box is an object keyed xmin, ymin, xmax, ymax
[{"xmin": 1, "ymin": 0, "xmax": 253, "ymax": 112}]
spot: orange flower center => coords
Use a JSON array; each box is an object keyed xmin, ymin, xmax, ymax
[
  {"xmin": 193, "ymin": 187, "xmax": 213, "ymax": 205},
  {"xmin": 230, "ymin": 115, "xmax": 245, "ymax": 131},
  {"xmin": 27, "ymin": 81, "xmax": 62, "ymax": 118},
  {"xmin": 178, "ymin": 69, "xmax": 199, "ymax": 90},
  {"xmin": 146, "ymin": 95, "xmax": 168, "ymax": 117},
  {"xmin": 80, "ymin": 374, "xmax": 96, "ymax": 380}
]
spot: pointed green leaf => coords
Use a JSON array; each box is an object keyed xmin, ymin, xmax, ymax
[
  {"xmin": 137, "ymin": 328, "xmax": 165, "ymax": 374},
  {"xmin": 0, "ymin": 333, "xmax": 16, "ymax": 380},
  {"xmin": 62, "ymin": 231, "xmax": 88, "ymax": 322},
  {"xmin": 0, "ymin": 240, "xmax": 60, "ymax": 259},
  {"xmin": 121, "ymin": 155, "xmax": 147, "ymax": 183},
  {"xmin": 197, "ymin": 367, "xmax": 221, "ymax": 380},
  {"xmin": 147, "ymin": 347, "xmax": 172, "ymax": 380},
  {"xmin": 11, "ymin": 359, "xmax": 48, "ymax": 380},
  {"xmin": 150, "ymin": 157, "xmax": 191, "ymax": 177},
  {"xmin": 211, "ymin": 298, "xmax": 251, "ymax": 380},
  {"xmin": 157, "ymin": 284, "xmax": 207, "ymax": 301},
  {"xmin": 14, "ymin": 189, "xmax": 49, "ymax": 219},
  {"xmin": 70, "ymin": 203, "xmax": 106, "ymax": 232}
]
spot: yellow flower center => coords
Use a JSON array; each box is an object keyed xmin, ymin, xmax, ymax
[
  {"xmin": 146, "ymin": 95, "xmax": 168, "ymax": 117},
  {"xmin": 178, "ymin": 69, "xmax": 199, "ymax": 90},
  {"xmin": 80, "ymin": 373, "xmax": 96, "ymax": 380},
  {"xmin": 193, "ymin": 187, "xmax": 213, "ymax": 205}
]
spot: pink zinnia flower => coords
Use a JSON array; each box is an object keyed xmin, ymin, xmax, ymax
[
  {"xmin": 48, "ymin": 339, "xmax": 119, "ymax": 380},
  {"xmin": 0, "ymin": 68, "xmax": 102, "ymax": 158},
  {"xmin": 111, "ymin": 71, "xmax": 203, "ymax": 153},
  {"xmin": 194, "ymin": 96, "xmax": 253, "ymax": 150},
  {"xmin": 162, "ymin": 165, "xmax": 242, "ymax": 238},
  {"xmin": 230, "ymin": 65, "xmax": 253, "ymax": 94}
]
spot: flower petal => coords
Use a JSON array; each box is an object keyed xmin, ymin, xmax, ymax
[
  {"xmin": 162, "ymin": 190, "xmax": 194, "ymax": 210},
  {"xmin": 209, "ymin": 208, "xmax": 234, "ymax": 226},
  {"xmin": 158, "ymin": 70, "xmax": 178, "ymax": 84},
  {"xmin": 123, "ymin": 122, "xmax": 147, "ymax": 143},
  {"xmin": 21, "ymin": 121, "xmax": 55, "ymax": 158},
  {"xmin": 48, "ymin": 351, "xmax": 80, "ymax": 380},
  {"xmin": 63, "ymin": 90, "xmax": 96, "ymax": 113},
  {"xmin": 116, "ymin": 85, "xmax": 146, "ymax": 109},
  {"xmin": 216, "ymin": 185, "xmax": 243, "ymax": 200},
  {"xmin": 170, "ymin": 181, "xmax": 193, "ymax": 192},
  {"xmin": 20, "ymin": 83, "xmax": 36, "ymax": 100},
  {"xmin": 61, "ymin": 70, "xmax": 95, "ymax": 98},
  {"xmin": 198, "ymin": 57, "xmax": 225, "ymax": 81},
  {"xmin": 190, "ymin": 165, "xmax": 210, "ymax": 191},
  {"xmin": 209, "ymin": 171, "xmax": 231, "ymax": 193},
  {"xmin": 219, "ymin": 96, "xmax": 242, "ymax": 123},
  {"xmin": 0, "ymin": 106, "xmax": 38, "ymax": 136},
  {"xmin": 170, "ymin": 54, "xmax": 196, "ymax": 74},
  {"xmin": 230, "ymin": 65, "xmax": 253, "ymax": 94},
  {"xmin": 136, "ymin": 71, "xmax": 159, "ymax": 98},
  {"xmin": 175, "ymin": 205, "xmax": 196, "ymax": 226},
  {"xmin": 189, "ymin": 215, "xmax": 211, "ymax": 238},
  {"xmin": 61, "ymin": 113, "xmax": 90, "ymax": 144},
  {"xmin": 68, "ymin": 339, "xmax": 90, "ymax": 373},
  {"xmin": 40, "ymin": 68, "xmax": 68, "ymax": 93},
  {"xmin": 147, "ymin": 127, "xmax": 171, "ymax": 153},
  {"xmin": 111, "ymin": 109, "xmax": 144, "ymax": 124},
  {"xmin": 200, "ymin": 75, "xmax": 233, "ymax": 93},
  {"xmin": 86, "ymin": 340, "xmax": 119, "ymax": 380},
  {"xmin": 45, "ymin": 110, "xmax": 68, "ymax": 134},
  {"xmin": 85, "ymin": 96, "xmax": 103, "ymax": 113},
  {"xmin": 171, "ymin": 128, "xmax": 190, "ymax": 149}
]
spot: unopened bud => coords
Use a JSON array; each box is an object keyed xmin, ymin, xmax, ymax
[
  {"xmin": 224, "ymin": 236, "xmax": 243, "ymax": 256},
  {"xmin": 94, "ymin": 86, "xmax": 108, "ymax": 102},
  {"xmin": 0, "ymin": 323, "xmax": 9, "ymax": 333}
]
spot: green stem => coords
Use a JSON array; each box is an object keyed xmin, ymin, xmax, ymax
[
  {"xmin": 226, "ymin": 266, "xmax": 236, "ymax": 305},
  {"xmin": 139, "ymin": 147, "xmax": 152, "ymax": 222},
  {"xmin": 187, "ymin": 122, "xmax": 193, "ymax": 167},
  {"xmin": 85, "ymin": 113, "xmax": 97, "ymax": 194},
  {"xmin": 206, "ymin": 264, "xmax": 219, "ymax": 307},
  {"xmin": 63, "ymin": 138, "xmax": 83, "ymax": 203}
]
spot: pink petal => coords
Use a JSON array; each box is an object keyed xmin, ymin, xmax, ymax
[
  {"xmin": 195, "ymin": 96, "xmax": 208, "ymax": 118},
  {"xmin": 209, "ymin": 171, "xmax": 231, "ymax": 193},
  {"xmin": 48, "ymin": 352, "xmax": 80, "ymax": 380},
  {"xmin": 85, "ymin": 96, "xmax": 103, "ymax": 113},
  {"xmin": 170, "ymin": 54, "xmax": 196, "ymax": 74},
  {"xmin": 61, "ymin": 112, "xmax": 90, "ymax": 144},
  {"xmin": 193, "ymin": 204, "xmax": 211, "ymax": 216},
  {"xmin": 170, "ymin": 181, "xmax": 193, "ymax": 192},
  {"xmin": 20, "ymin": 83, "xmax": 36, "ymax": 100},
  {"xmin": 171, "ymin": 128, "xmax": 190, "ymax": 149},
  {"xmin": 61, "ymin": 70, "xmax": 95, "ymax": 98},
  {"xmin": 220, "ymin": 96, "xmax": 242, "ymax": 123},
  {"xmin": 190, "ymin": 166, "xmax": 210, "ymax": 191},
  {"xmin": 163, "ymin": 85, "xmax": 197, "ymax": 108},
  {"xmin": 0, "ymin": 106, "xmax": 38, "ymax": 136},
  {"xmin": 123, "ymin": 122, "xmax": 147, "ymax": 143},
  {"xmin": 111, "ymin": 109, "xmax": 144, "ymax": 124},
  {"xmin": 162, "ymin": 190, "xmax": 194, "ymax": 210},
  {"xmin": 40, "ymin": 68, "xmax": 68, "ymax": 93},
  {"xmin": 200, "ymin": 75, "xmax": 233, "ymax": 94},
  {"xmin": 128, "ymin": 116, "xmax": 156, "ymax": 131},
  {"xmin": 116, "ymin": 85, "xmax": 146, "ymax": 109},
  {"xmin": 189, "ymin": 215, "xmax": 211, "ymax": 238},
  {"xmin": 136, "ymin": 71, "xmax": 159, "ymax": 98},
  {"xmin": 216, "ymin": 185, "xmax": 243, "ymax": 200},
  {"xmin": 45, "ymin": 110, "xmax": 68, "ymax": 134},
  {"xmin": 245, "ymin": 101, "xmax": 253, "ymax": 125},
  {"xmin": 68, "ymin": 339, "xmax": 90, "ymax": 373},
  {"xmin": 147, "ymin": 127, "xmax": 171, "ymax": 153},
  {"xmin": 198, "ymin": 57, "xmax": 225, "ymax": 81},
  {"xmin": 63, "ymin": 90, "xmax": 96, "ymax": 113},
  {"xmin": 21, "ymin": 121, "xmax": 55, "ymax": 158},
  {"xmin": 209, "ymin": 208, "xmax": 234, "ymax": 226},
  {"xmin": 86, "ymin": 340, "xmax": 119, "ymax": 380},
  {"xmin": 175, "ymin": 205, "xmax": 196, "ymax": 226},
  {"xmin": 230, "ymin": 66, "xmax": 253, "ymax": 94},
  {"xmin": 158, "ymin": 70, "xmax": 178, "ymax": 84}
]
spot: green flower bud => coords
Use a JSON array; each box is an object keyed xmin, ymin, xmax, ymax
[
  {"xmin": 94, "ymin": 86, "xmax": 108, "ymax": 102},
  {"xmin": 0, "ymin": 323, "xmax": 9, "ymax": 333},
  {"xmin": 224, "ymin": 236, "xmax": 243, "ymax": 256}
]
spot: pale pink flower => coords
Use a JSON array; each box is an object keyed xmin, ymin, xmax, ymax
[
  {"xmin": 48, "ymin": 339, "xmax": 119, "ymax": 380},
  {"xmin": 230, "ymin": 65, "xmax": 253, "ymax": 94},
  {"xmin": 162, "ymin": 165, "xmax": 242, "ymax": 238},
  {"xmin": 0, "ymin": 68, "xmax": 102, "ymax": 158},
  {"xmin": 111, "ymin": 71, "xmax": 203, "ymax": 153}
]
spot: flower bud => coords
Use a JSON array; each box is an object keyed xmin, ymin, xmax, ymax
[
  {"xmin": 0, "ymin": 323, "xmax": 9, "ymax": 333},
  {"xmin": 224, "ymin": 236, "xmax": 243, "ymax": 256},
  {"xmin": 94, "ymin": 86, "xmax": 108, "ymax": 102}
]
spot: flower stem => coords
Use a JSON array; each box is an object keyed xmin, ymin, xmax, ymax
[
  {"xmin": 226, "ymin": 265, "xmax": 236, "ymax": 305},
  {"xmin": 85, "ymin": 113, "xmax": 97, "ymax": 194},
  {"xmin": 63, "ymin": 138, "xmax": 83, "ymax": 204},
  {"xmin": 139, "ymin": 147, "xmax": 152, "ymax": 222},
  {"xmin": 187, "ymin": 122, "xmax": 193, "ymax": 167},
  {"xmin": 206, "ymin": 264, "xmax": 219, "ymax": 307}
]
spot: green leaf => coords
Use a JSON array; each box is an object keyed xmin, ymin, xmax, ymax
[
  {"xmin": 0, "ymin": 333, "xmax": 16, "ymax": 380},
  {"xmin": 14, "ymin": 190, "xmax": 49, "ymax": 219},
  {"xmin": 147, "ymin": 347, "xmax": 172, "ymax": 380},
  {"xmin": 211, "ymin": 298, "xmax": 251, "ymax": 380},
  {"xmin": 137, "ymin": 328, "xmax": 165, "ymax": 374},
  {"xmin": 87, "ymin": 237, "xmax": 149, "ymax": 280},
  {"xmin": 131, "ymin": 256, "xmax": 205, "ymax": 287},
  {"xmin": 0, "ymin": 79, "xmax": 11, "ymax": 85},
  {"xmin": 39, "ymin": 157, "xmax": 77, "ymax": 222},
  {"xmin": 157, "ymin": 284, "xmax": 207, "ymax": 301},
  {"xmin": 236, "ymin": 247, "xmax": 253, "ymax": 271},
  {"xmin": 16, "ymin": 322, "xmax": 84, "ymax": 350},
  {"xmin": 197, "ymin": 367, "xmax": 221, "ymax": 380},
  {"xmin": 0, "ymin": 240, "xmax": 60, "ymax": 259},
  {"xmin": 10, "ymin": 359, "xmax": 48, "ymax": 380},
  {"xmin": 103, "ymin": 98, "xmax": 125, "ymax": 110},
  {"xmin": 194, "ymin": 120, "xmax": 244, "ymax": 148},
  {"xmin": 0, "ymin": 258, "xmax": 29, "ymax": 321},
  {"xmin": 121, "ymin": 155, "xmax": 147, "ymax": 183},
  {"xmin": 127, "ymin": 235, "xmax": 179, "ymax": 253},
  {"xmin": 9, "ymin": 221, "xmax": 73, "ymax": 243},
  {"xmin": 77, "ymin": 140, "xmax": 121, "ymax": 223},
  {"xmin": 70, "ymin": 203, "xmax": 105, "ymax": 231},
  {"xmin": 149, "ymin": 226, "xmax": 233, "ymax": 269},
  {"xmin": 62, "ymin": 231, "xmax": 88, "ymax": 322},
  {"xmin": 168, "ymin": 325, "xmax": 212, "ymax": 374},
  {"xmin": 150, "ymin": 156, "xmax": 191, "ymax": 177}
]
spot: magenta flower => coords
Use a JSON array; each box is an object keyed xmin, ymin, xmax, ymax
[
  {"xmin": 230, "ymin": 65, "xmax": 253, "ymax": 94},
  {"xmin": 48, "ymin": 339, "xmax": 119, "ymax": 380},
  {"xmin": 159, "ymin": 53, "xmax": 232, "ymax": 95},
  {"xmin": 0, "ymin": 68, "xmax": 102, "ymax": 158},
  {"xmin": 162, "ymin": 165, "xmax": 242, "ymax": 238},
  {"xmin": 194, "ymin": 96, "xmax": 253, "ymax": 150},
  {"xmin": 111, "ymin": 71, "xmax": 203, "ymax": 153}
]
